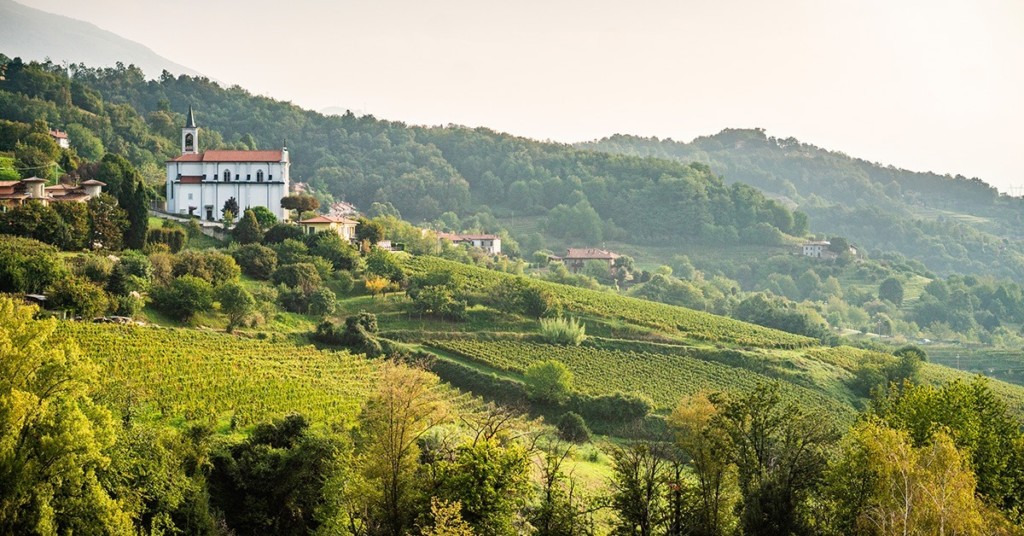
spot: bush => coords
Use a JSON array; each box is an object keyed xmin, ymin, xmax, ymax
[
  {"xmin": 146, "ymin": 227, "xmax": 186, "ymax": 253},
  {"xmin": 80, "ymin": 254, "xmax": 114, "ymax": 283},
  {"xmin": 153, "ymin": 275, "xmax": 214, "ymax": 321},
  {"xmin": 539, "ymin": 317, "xmax": 586, "ymax": 346},
  {"xmin": 556, "ymin": 412, "xmax": 591, "ymax": 443},
  {"xmin": 272, "ymin": 263, "xmax": 322, "ymax": 294},
  {"xmin": 570, "ymin": 391, "xmax": 653, "ymax": 424},
  {"xmin": 263, "ymin": 223, "xmax": 304, "ymax": 244},
  {"xmin": 307, "ymin": 287, "xmax": 337, "ymax": 317},
  {"xmin": 232, "ymin": 244, "xmax": 278, "ymax": 280},
  {"xmin": 306, "ymin": 231, "xmax": 359, "ymax": 271},
  {"xmin": 524, "ymin": 360, "xmax": 573, "ymax": 406},
  {"xmin": 107, "ymin": 251, "xmax": 152, "ymax": 295},
  {"xmin": 312, "ymin": 314, "xmax": 383, "ymax": 357},
  {"xmin": 109, "ymin": 293, "xmax": 144, "ymax": 318},
  {"xmin": 172, "ymin": 250, "xmax": 241, "ymax": 285},
  {"xmin": 47, "ymin": 277, "xmax": 108, "ymax": 318},
  {"xmin": 0, "ymin": 236, "xmax": 67, "ymax": 294}
]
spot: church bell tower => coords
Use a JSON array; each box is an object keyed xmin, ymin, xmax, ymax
[{"xmin": 181, "ymin": 105, "xmax": 199, "ymax": 155}]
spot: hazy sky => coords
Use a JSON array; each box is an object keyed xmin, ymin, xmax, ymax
[{"xmin": 22, "ymin": 0, "xmax": 1024, "ymax": 191}]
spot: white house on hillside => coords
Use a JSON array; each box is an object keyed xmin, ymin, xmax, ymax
[{"xmin": 165, "ymin": 106, "xmax": 290, "ymax": 221}]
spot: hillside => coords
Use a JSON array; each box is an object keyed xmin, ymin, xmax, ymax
[
  {"xmin": 0, "ymin": 0, "xmax": 201, "ymax": 79},
  {"xmin": 578, "ymin": 130, "xmax": 1024, "ymax": 279}
]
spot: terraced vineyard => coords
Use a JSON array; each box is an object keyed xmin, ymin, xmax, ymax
[
  {"xmin": 59, "ymin": 323, "xmax": 380, "ymax": 428},
  {"xmin": 427, "ymin": 338, "xmax": 856, "ymax": 420},
  {"xmin": 405, "ymin": 256, "xmax": 816, "ymax": 349}
]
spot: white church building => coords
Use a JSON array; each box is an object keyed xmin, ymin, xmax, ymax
[{"xmin": 166, "ymin": 106, "xmax": 290, "ymax": 221}]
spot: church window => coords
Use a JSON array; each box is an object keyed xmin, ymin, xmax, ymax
[
  {"xmin": 184, "ymin": 133, "xmax": 194, "ymax": 151},
  {"xmin": 256, "ymin": 170, "xmax": 264, "ymax": 183},
  {"xmin": 247, "ymin": 174, "xmax": 251, "ymax": 181},
  {"xmin": 223, "ymin": 169, "xmax": 231, "ymax": 182}
]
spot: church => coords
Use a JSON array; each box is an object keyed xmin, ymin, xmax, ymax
[{"xmin": 165, "ymin": 107, "xmax": 290, "ymax": 221}]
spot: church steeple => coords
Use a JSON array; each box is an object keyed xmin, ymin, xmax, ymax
[{"xmin": 181, "ymin": 105, "xmax": 199, "ymax": 155}]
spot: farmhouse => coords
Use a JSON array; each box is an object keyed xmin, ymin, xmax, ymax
[
  {"xmin": 165, "ymin": 106, "xmax": 290, "ymax": 221},
  {"xmin": 560, "ymin": 248, "xmax": 621, "ymax": 273},
  {"xmin": 0, "ymin": 177, "xmax": 104, "ymax": 211},
  {"xmin": 801, "ymin": 240, "xmax": 857, "ymax": 260},
  {"xmin": 437, "ymin": 232, "xmax": 502, "ymax": 255},
  {"xmin": 49, "ymin": 129, "xmax": 70, "ymax": 149}
]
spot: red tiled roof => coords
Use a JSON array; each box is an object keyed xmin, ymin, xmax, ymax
[
  {"xmin": 80, "ymin": 179, "xmax": 106, "ymax": 186},
  {"xmin": 0, "ymin": 181, "xmax": 21, "ymax": 188},
  {"xmin": 179, "ymin": 176, "xmax": 203, "ymax": 184},
  {"xmin": 564, "ymin": 248, "xmax": 620, "ymax": 260},
  {"xmin": 168, "ymin": 150, "xmax": 284, "ymax": 163},
  {"xmin": 49, "ymin": 129, "xmax": 68, "ymax": 139},
  {"xmin": 299, "ymin": 215, "xmax": 358, "ymax": 225}
]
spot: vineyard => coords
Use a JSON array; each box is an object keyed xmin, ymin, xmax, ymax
[
  {"xmin": 59, "ymin": 323, "xmax": 383, "ymax": 429},
  {"xmin": 403, "ymin": 256, "xmax": 816, "ymax": 349},
  {"xmin": 426, "ymin": 338, "xmax": 857, "ymax": 420}
]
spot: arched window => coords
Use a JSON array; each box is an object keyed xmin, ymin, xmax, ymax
[
  {"xmin": 223, "ymin": 169, "xmax": 231, "ymax": 182},
  {"xmin": 256, "ymin": 170, "xmax": 264, "ymax": 183},
  {"xmin": 184, "ymin": 133, "xmax": 194, "ymax": 151}
]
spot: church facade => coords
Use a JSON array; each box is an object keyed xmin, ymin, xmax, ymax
[{"xmin": 165, "ymin": 107, "xmax": 290, "ymax": 221}]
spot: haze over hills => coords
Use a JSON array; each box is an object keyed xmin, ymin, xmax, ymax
[{"xmin": 0, "ymin": 0, "xmax": 201, "ymax": 79}]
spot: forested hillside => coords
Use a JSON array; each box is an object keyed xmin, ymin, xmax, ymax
[
  {"xmin": 0, "ymin": 54, "xmax": 805, "ymax": 248},
  {"xmin": 579, "ymin": 130, "xmax": 1024, "ymax": 279}
]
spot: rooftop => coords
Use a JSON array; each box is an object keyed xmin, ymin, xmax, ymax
[
  {"xmin": 169, "ymin": 150, "xmax": 284, "ymax": 163},
  {"xmin": 299, "ymin": 215, "xmax": 358, "ymax": 225},
  {"xmin": 564, "ymin": 248, "xmax": 620, "ymax": 260}
]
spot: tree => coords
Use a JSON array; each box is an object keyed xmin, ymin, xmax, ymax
[
  {"xmin": 87, "ymin": 193, "xmax": 129, "ymax": 250},
  {"xmin": 0, "ymin": 236, "xmax": 68, "ymax": 293},
  {"xmin": 827, "ymin": 236, "xmax": 850, "ymax": 254},
  {"xmin": 713, "ymin": 384, "xmax": 837, "ymax": 536},
  {"xmin": 364, "ymin": 275, "xmax": 390, "ymax": 297},
  {"xmin": 307, "ymin": 231, "xmax": 359, "ymax": 271},
  {"xmin": 669, "ymin": 393, "xmax": 736, "ymax": 536},
  {"xmin": 524, "ymin": 360, "xmax": 573, "ymax": 406},
  {"xmin": 232, "ymin": 244, "xmax": 278, "ymax": 279},
  {"xmin": 611, "ymin": 442, "xmax": 667, "ymax": 536},
  {"xmin": 248, "ymin": 206, "xmax": 278, "ymax": 229},
  {"xmin": 273, "ymin": 263, "xmax": 322, "ymax": 294},
  {"xmin": 264, "ymin": 223, "xmax": 305, "ymax": 244},
  {"xmin": 365, "ymin": 249, "xmax": 405, "ymax": 283},
  {"xmin": 221, "ymin": 197, "xmax": 239, "ymax": 221},
  {"xmin": 0, "ymin": 298, "xmax": 133, "ymax": 534},
  {"xmin": 232, "ymin": 209, "xmax": 263, "ymax": 244},
  {"xmin": 556, "ymin": 412, "xmax": 591, "ymax": 443},
  {"xmin": 420, "ymin": 498, "xmax": 474, "ymax": 536},
  {"xmin": 153, "ymin": 275, "xmax": 214, "ymax": 321},
  {"xmin": 216, "ymin": 282, "xmax": 256, "ymax": 331},
  {"xmin": 879, "ymin": 277, "xmax": 905, "ymax": 306},
  {"xmin": 350, "ymin": 362, "xmax": 450, "ymax": 535},
  {"xmin": 99, "ymin": 154, "xmax": 149, "ymax": 250},
  {"xmin": 281, "ymin": 195, "xmax": 319, "ymax": 214},
  {"xmin": 356, "ymin": 218, "xmax": 385, "ymax": 245}
]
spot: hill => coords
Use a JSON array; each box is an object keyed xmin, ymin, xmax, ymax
[
  {"xmin": 0, "ymin": 0, "xmax": 201, "ymax": 79},
  {"xmin": 578, "ymin": 130, "xmax": 1024, "ymax": 279}
]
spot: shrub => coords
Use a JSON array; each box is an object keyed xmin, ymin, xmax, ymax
[
  {"xmin": 172, "ymin": 250, "xmax": 241, "ymax": 285},
  {"xmin": 153, "ymin": 275, "xmax": 214, "ymax": 321},
  {"xmin": 232, "ymin": 209, "xmax": 263, "ymax": 244},
  {"xmin": 109, "ymin": 293, "xmax": 144, "ymax": 318},
  {"xmin": 47, "ymin": 277, "xmax": 108, "ymax": 319},
  {"xmin": 335, "ymin": 271, "xmax": 355, "ymax": 294},
  {"xmin": 556, "ymin": 412, "xmax": 592, "ymax": 443},
  {"xmin": 306, "ymin": 231, "xmax": 359, "ymax": 271},
  {"xmin": 146, "ymin": 227, "xmax": 186, "ymax": 253},
  {"xmin": 107, "ymin": 251, "xmax": 152, "ymax": 295},
  {"xmin": 307, "ymin": 287, "xmax": 337, "ymax": 317},
  {"xmin": 539, "ymin": 316, "xmax": 586, "ymax": 346},
  {"xmin": 217, "ymin": 282, "xmax": 257, "ymax": 331},
  {"xmin": 524, "ymin": 359, "xmax": 573, "ymax": 406},
  {"xmin": 263, "ymin": 223, "xmax": 304, "ymax": 244},
  {"xmin": 232, "ymin": 244, "xmax": 278, "ymax": 280},
  {"xmin": 0, "ymin": 236, "xmax": 67, "ymax": 293},
  {"xmin": 80, "ymin": 254, "xmax": 114, "ymax": 283},
  {"xmin": 312, "ymin": 314, "xmax": 383, "ymax": 357},
  {"xmin": 272, "ymin": 263, "xmax": 322, "ymax": 294}
]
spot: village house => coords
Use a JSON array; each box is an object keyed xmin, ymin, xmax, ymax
[
  {"xmin": 298, "ymin": 215, "xmax": 358, "ymax": 241},
  {"xmin": 165, "ymin": 106, "xmax": 290, "ymax": 221},
  {"xmin": 558, "ymin": 248, "xmax": 621, "ymax": 273},
  {"xmin": 437, "ymin": 232, "xmax": 502, "ymax": 255},
  {"xmin": 0, "ymin": 177, "xmax": 104, "ymax": 211},
  {"xmin": 49, "ymin": 129, "xmax": 70, "ymax": 149},
  {"xmin": 801, "ymin": 240, "xmax": 857, "ymax": 260}
]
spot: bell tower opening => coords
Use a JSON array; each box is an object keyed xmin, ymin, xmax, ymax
[{"xmin": 181, "ymin": 105, "xmax": 199, "ymax": 155}]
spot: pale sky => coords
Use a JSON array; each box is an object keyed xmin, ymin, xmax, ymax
[{"xmin": 20, "ymin": 0, "xmax": 1024, "ymax": 191}]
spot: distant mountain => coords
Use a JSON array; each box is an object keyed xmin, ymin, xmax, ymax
[{"xmin": 0, "ymin": 0, "xmax": 201, "ymax": 78}]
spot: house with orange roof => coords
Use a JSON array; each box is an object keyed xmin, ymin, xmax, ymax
[
  {"xmin": 437, "ymin": 231, "xmax": 502, "ymax": 255},
  {"xmin": 165, "ymin": 106, "xmax": 290, "ymax": 221}
]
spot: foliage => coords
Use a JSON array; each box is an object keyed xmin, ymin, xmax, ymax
[
  {"xmin": 47, "ymin": 276, "xmax": 109, "ymax": 318},
  {"xmin": 231, "ymin": 243, "xmax": 278, "ymax": 279},
  {"xmin": 0, "ymin": 235, "xmax": 67, "ymax": 293},
  {"xmin": 610, "ymin": 441, "xmax": 667, "ymax": 536},
  {"xmin": 264, "ymin": 222, "xmax": 305, "ymax": 244},
  {"xmin": 273, "ymin": 262, "xmax": 323, "ymax": 294},
  {"xmin": 152, "ymin": 275, "xmax": 214, "ymax": 321},
  {"xmin": 364, "ymin": 275, "xmax": 391, "ymax": 297},
  {"xmin": 539, "ymin": 316, "xmax": 586, "ymax": 346},
  {"xmin": 313, "ymin": 313, "xmax": 383, "ymax": 357},
  {"xmin": 171, "ymin": 249, "xmax": 240, "ymax": 285},
  {"xmin": 306, "ymin": 230, "xmax": 359, "ymax": 271},
  {"xmin": 209, "ymin": 414, "xmax": 343, "ymax": 536},
  {"xmin": 556, "ymin": 412, "xmax": 591, "ymax": 444},
  {"xmin": 524, "ymin": 360, "xmax": 574, "ymax": 406},
  {"xmin": 231, "ymin": 208, "xmax": 263, "ymax": 244},
  {"xmin": 221, "ymin": 197, "xmax": 239, "ymax": 220},
  {"xmin": 87, "ymin": 193, "xmax": 128, "ymax": 250},
  {"xmin": 248, "ymin": 205, "xmax": 277, "ymax": 229},
  {"xmin": 365, "ymin": 248, "xmax": 405, "ymax": 283},
  {"xmin": 0, "ymin": 298, "xmax": 132, "ymax": 534},
  {"xmin": 107, "ymin": 250, "xmax": 152, "ymax": 296},
  {"xmin": 216, "ymin": 281, "xmax": 256, "ymax": 331},
  {"xmin": 146, "ymin": 227, "xmax": 186, "ymax": 253},
  {"xmin": 280, "ymin": 194, "xmax": 319, "ymax": 213}
]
